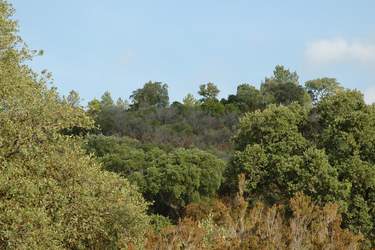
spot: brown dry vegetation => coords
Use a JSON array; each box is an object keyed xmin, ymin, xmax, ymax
[{"xmin": 145, "ymin": 175, "xmax": 363, "ymax": 250}]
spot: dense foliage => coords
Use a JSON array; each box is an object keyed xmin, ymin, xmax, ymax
[
  {"xmin": 86, "ymin": 135, "xmax": 225, "ymax": 219},
  {"xmin": 225, "ymin": 91, "xmax": 375, "ymax": 247},
  {"xmin": 1, "ymin": 0, "xmax": 374, "ymax": 248},
  {"xmin": 87, "ymin": 89, "xmax": 238, "ymax": 158},
  {"xmin": 86, "ymin": 66, "xmax": 315, "ymax": 159},
  {"xmin": 0, "ymin": 2, "xmax": 149, "ymax": 248},
  {"xmin": 84, "ymin": 71, "xmax": 375, "ymax": 247},
  {"xmin": 146, "ymin": 177, "xmax": 362, "ymax": 249}
]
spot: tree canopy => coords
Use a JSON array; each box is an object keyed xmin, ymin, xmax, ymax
[
  {"xmin": 261, "ymin": 65, "xmax": 311, "ymax": 107},
  {"xmin": 305, "ymin": 77, "xmax": 344, "ymax": 105},
  {"xmin": 224, "ymin": 91, "xmax": 375, "ymax": 247},
  {"xmin": 0, "ymin": 2, "xmax": 149, "ymax": 248},
  {"xmin": 130, "ymin": 81, "xmax": 169, "ymax": 109},
  {"xmin": 86, "ymin": 135, "xmax": 226, "ymax": 219}
]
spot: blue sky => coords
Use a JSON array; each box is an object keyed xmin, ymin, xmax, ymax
[{"xmin": 10, "ymin": 0, "xmax": 375, "ymax": 104}]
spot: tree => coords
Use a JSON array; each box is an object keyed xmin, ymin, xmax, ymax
[
  {"xmin": 226, "ymin": 90, "xmax": 375, "ymax": 247},
  {"xmin": 225, "ymin": 84, "xmax": 262, "ymax": 112},
  {"xmin": 130, "ymin": 81, "xmax": 169, "ymax": 109},
  {"xmin": 198, "ymin": 82, "xmax": 220, "ymax": 101},
  {"xmin": 87, "ymin": 91, "xmax": 129, "ymax": 135},
  {"xmin": 201, "ymin": 98, "xmax": 225, "ymax": 116},
  {"xmin": 270, "ymin": 65, "xmax": 299, "ymax": 84},
  {"xmin": 183, "ymin": 93, "xmax": 198, "ymax": 107},
  {"xmin": 116, "ymin": 97, "xmax": 129, "ymax": 110},
  {"xmin": 198, "ymin": 83, "xmax": 225, "ymax": 115},
  {"xmin": 315, "ymin": 90, "xmax": 375, "ymax": 245},
  {"xmin": 100, "ymin": 91, "xmax": 114, "ymax": 108},
  {"xmin": 261, "ymin": 65, "xmax": 311, "ymax": 107},
  {"xmin": 226, "ymin": 104, "xmax": 349, "ymax": 205},
  {"xmin": 86, "ymin": 135, "xmax": 226, "ymax": 219},
  {"xmin": 0, "ymin": 2, "xmax": 150, "ymax": 248},
  {"xmin": 87, "ymin": 98, "xmax": 101, "ymax": 118},
  {"xmin": 305, "ymin": 77, "xmax": 344, "ymax": 105},
  {"xmin": 65, "ymin": 90, "xmax": 81, "ymax": 108}
]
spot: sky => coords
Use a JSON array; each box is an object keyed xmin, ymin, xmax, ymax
[{"xmin": 10, "ymin": 0, "xmax": 375, "ymax": 104}]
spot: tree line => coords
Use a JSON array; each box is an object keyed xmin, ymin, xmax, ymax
[{"xmin": 81, "ymin": 67, "xmax": 341, "ymax": 159}]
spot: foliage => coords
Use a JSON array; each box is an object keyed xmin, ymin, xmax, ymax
[
  {"xmin": 88, "ymin": 94, "xmax": 238, "ymax": 157},
  {"xmin": 182, "ymin": 93, "xmax": 198, "ymax": 107},
  {"xmin": 84, "ymin": 69, "xmax": 375, "ymax": 246},
  {"xmin": 130, "ymin": 81, "xmax": 169, "ymax": 109},
  {"xmin": 85, "ymin": 67, "xmax": 314, "ymax": 157},
  {"xmin": 0, "ymin": 2, "xmax": 150, "ymax": 248},
  {"xmin": 150, "ymin": 214, "xmax": 172, "ymax": 233},
  {"xmin": 226, "ymin": 91, "xmax": 375, "ymax": 247},
  {"xmin": 305, "ymin": 77, "xmax": 344, "ymax": 105},
  {"xmin": 314, "ymin": 90, "xmax": 375, "ymax": 246},
  {"xmin": 227, "ymin": 104, "xmax": 349, "ymax": 203},
  {"xmin": 198, "ymin": 82, "xmax": 220, "ymax": 101},
  {"xmin": 146, "ymin": 176, "xmax": 362, "ymax": 250},
  {"xmin": 64, "ymin": 90, "xmax": 81, "ymax": 108},
  {"xmin": 261, "ymin": 65, "xmax": 311, "ymax": 107},
  {"xmin": 86, "ymin": 135, "xmax": 226, "ymax": 219},
  {"xmin": 223, "ymin": 84, "xmax": 263, "ymax": 113},
  {"xmin": 3, "ymin": 0, "xmax": 375, "ymax": 247},
  {"xmin": 87, "ymin": 91, "xmax": 128, "ymax": 135}
]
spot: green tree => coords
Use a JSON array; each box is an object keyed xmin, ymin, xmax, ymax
[
  {"xmin": 225, "ymin": 84, "xmax": 262, "ymax": 112},
  {"xmin": 201, "ymin": 99, "xmax": 225, "ymax": 116},
  {"xmin": 100, "ymin": 91, "xmax": 114, "ymax": 108},
  {"xmin": 227, "ymin": 90, "xmax": 375, "ymax": 247},
  {"xmin": 198, "ymin": 82, "xmax": 220, "ymax": 101},
  {"xmin": 305, "ymin": 77, "xmax": 344, "ymax": 105},
  {"xmin": 159, "ymin": 148, "xmax": 225, "ymax": 216},
  {"xmin": 271, "ymin": 65, "xmax": 299, "ymax": 84},
  {"xmin": 261, "ymin": 65, "xmax": 311, "ymax": 107},
  {"xmin": 87, "ymin": 135, "xmax": 226, "ymax": 219},
  {"xmin": 87, "ymin": 93, "xmax": 130, "ymax": 135},
  {"xmin": 315, "ymin": 90, "xmax": 375, "ymax": 245},
  {"xmin": 228, "ymin": 105, "xmax": 348, "ymax": 203},
  {"xmin": 183, "ymin": 93, "xmax": 198, "ymax": 107},
  {"xmin": 65, "ymin": 90, "xmax": 81, "ymax": 108},
  {"xmin": 226, "ymin": 104, "xmax": 349, "ymax": 205},
  {"xmin": 198, "ymin": 83, "xmax": 225, "ymax": 115},
  {"xmin": 87, "ymin": 98, "xmax": 101, "ymax": 118},
  {"xmin": 116, "ymin": 97, "xmax": 129, "ymax": 110},
  {"xmin": 130, "ymin": 81, "xmax": 169, "ymax": 109},
  {"xmin": 0, "ymin": 2, "xmax": 150, "ymax": 248}
]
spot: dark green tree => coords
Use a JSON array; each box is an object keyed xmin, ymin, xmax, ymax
[
  {"xmin": 315, "ymin": 90, "xmax": 375, "ymax": 244},
  {"xmin": 198, "ymin": 83, "xmax": 225, "ymax": 115},
  {"xmin": 261, "ymin": 65, "xmax": 311, "ymax": 107},
  {"xmin": 226, "ymin": 90, "xmax": 375, "ymax": 247},
  {"xmin": 226, "ymin": 104, "xmax": 349, "ymax": 205},
  {"xmin": 130, "ymin": 81, "xmax": 169, "ymax": 109},
  {"xmin": 224, "ymin": 84, "xmax": 263, "ymax": 112},
  {"xmin": 87, "ymin": 135, "xmax": 226, "ymax": 219}
]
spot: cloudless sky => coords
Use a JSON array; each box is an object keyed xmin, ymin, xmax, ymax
[{"xmin": 10, "ymin": 0, "xmax": 375, "ymax": 104}]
